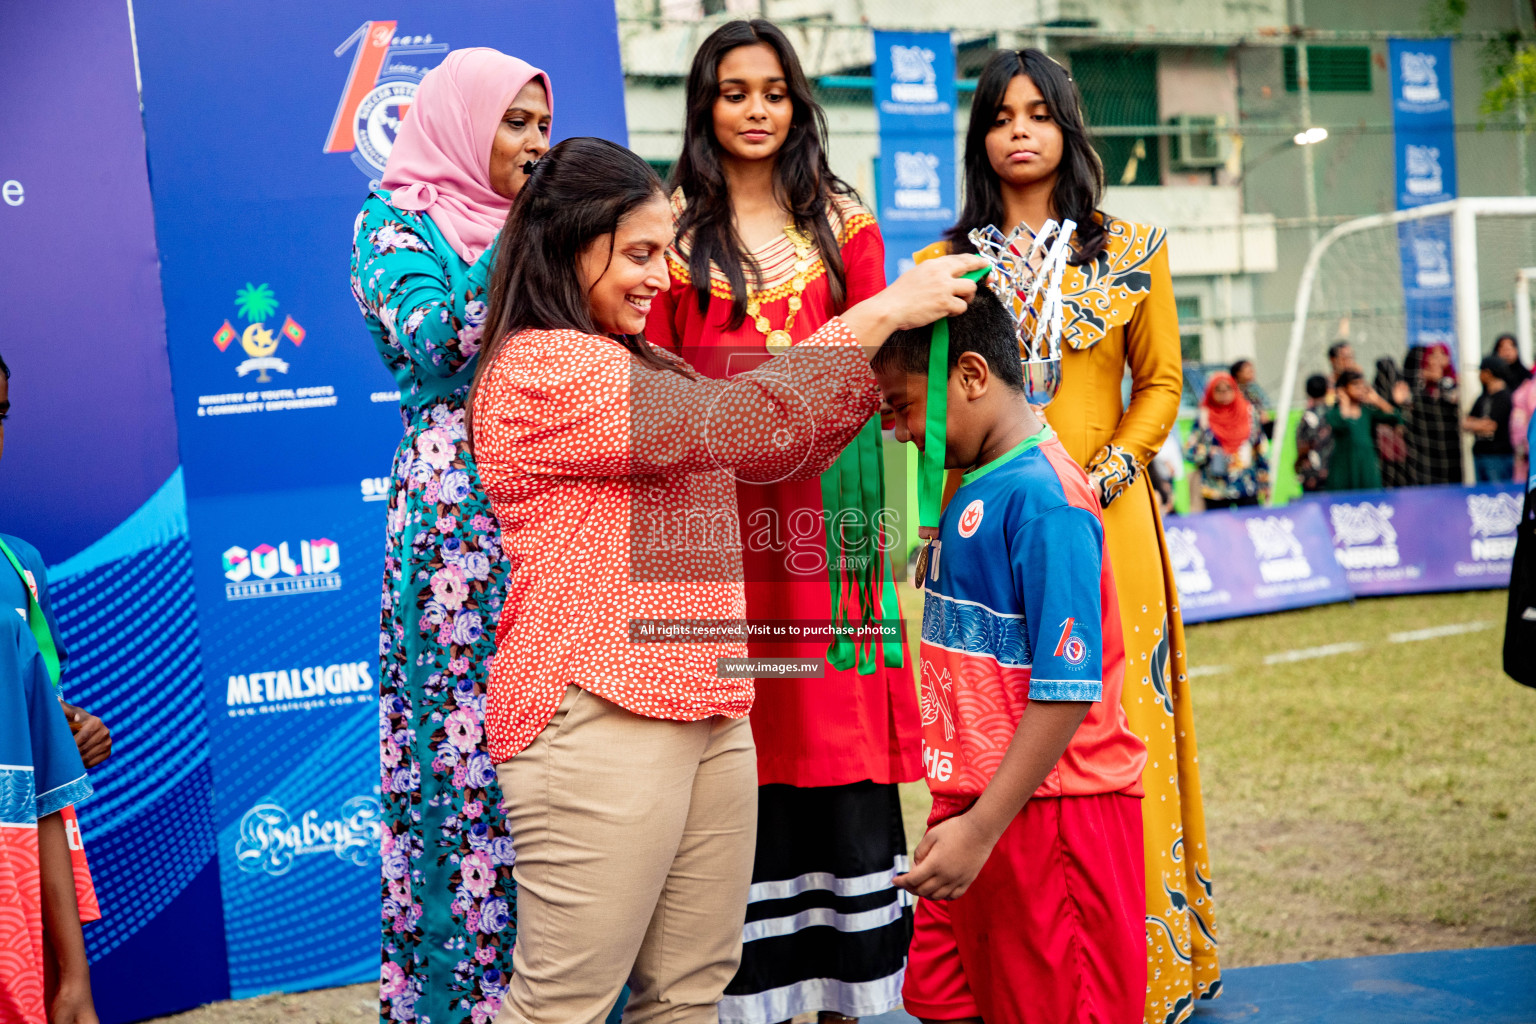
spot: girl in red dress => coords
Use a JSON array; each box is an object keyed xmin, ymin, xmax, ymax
[{"xmin": 645, "ymin": 20, "xmax": 922, "ymax": 1024}]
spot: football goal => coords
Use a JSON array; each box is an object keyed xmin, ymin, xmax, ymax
[{"xmin": 1270, "ymin": 196, "xmax": 1536, "ymax": 498}]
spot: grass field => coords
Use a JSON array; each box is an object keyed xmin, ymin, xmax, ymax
[
  {"xmin": 896, "ymin": 586, "xmax": 1536, "ymax": 967},
  {"xmin": 154, "ymin": 589, "xmax": 1533, "ymax": 1022}
]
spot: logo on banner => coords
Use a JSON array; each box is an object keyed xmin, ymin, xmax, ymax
[
  {"xmin": 326, "ymin": 21, "xmax": 450, "ymax": 180},
  {"xmin": 1467, "ymin": 493, "xmax": 1521, "ymax": 561},
  {"xmin": 226, "ymin": 660, "xmax": 375, "ymax": 714},
  {"xmin": 1411, "ymin": 235, "xmax": 1452, "ymax": 289},
  {"xmin": 1245, "ymin": 516, "xmax": 1312, "ymax": 583},
  {"xmin": 361, "ymin": 476, "xmax": 391, "ymax": 502},
  {"xmin": 235, "ymin": 796, "xmax": 382, "ymax": 876},
  {"xmin": 212, "ymin": 282, "xmax": 305, "ymax": 383},
  {"xmin": 1405, "ymin": 145, "xmax": 1445, "ymax": 198},
  {"xmin": 889, "ymin": 44, "xmax": 938, "ymax": 104},
  {"xmin": 1400, "ymin": 51, "xmax": 1443, "ymax": 106},
  {"xmin": 894, "ymin": 151, "xmax": 942, "ymax": 209},
  {"xmin": 1329, "ymin": 501, "xmax": 1400, "ymax": 569},
  {"xmin": 223, "ymin": 539, "xmax": 342, "ymax": 600},
  {"xmin": 1166, "ymin": 527, "xmax": 1213, "ymax": 595}
]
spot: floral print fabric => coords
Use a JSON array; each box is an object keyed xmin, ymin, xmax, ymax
[{"xmin": 352, "ymin": 192, "xmax": 515, "ymax": 1024}]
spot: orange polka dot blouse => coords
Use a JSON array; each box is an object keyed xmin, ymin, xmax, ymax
[{"xmin": 471, "ymin": 321, "xmax": 879, "ymax": 763}]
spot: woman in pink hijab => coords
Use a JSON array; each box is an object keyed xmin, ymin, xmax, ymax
[{"xmin": 348, "ymin": 47, "xmax": 550, "ymax": 1024}]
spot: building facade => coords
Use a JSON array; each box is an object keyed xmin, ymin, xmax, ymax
[{"xmin": 618, "ymin": 0, "xmax": 1535, "ymax": 399}]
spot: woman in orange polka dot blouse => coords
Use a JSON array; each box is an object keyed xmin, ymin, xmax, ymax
[{"xmin": 467, "ymin": 136, "xmax": 983, "ymax": 1023}]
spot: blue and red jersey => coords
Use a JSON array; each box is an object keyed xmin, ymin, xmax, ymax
[{"xmin": 917, "ymin": 428, "xmax": 1146, "ymax": 823}]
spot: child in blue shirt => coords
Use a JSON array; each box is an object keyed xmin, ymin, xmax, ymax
[{"xmin": 874, "ymin": 291, "xmax": 1147, "ymax": 1024}]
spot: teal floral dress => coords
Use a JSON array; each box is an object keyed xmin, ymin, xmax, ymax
[{"xmin": 351, "ymin": 192, "xmax": 515, "ymax": 1024}]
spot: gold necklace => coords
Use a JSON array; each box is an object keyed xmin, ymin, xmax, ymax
[{"xmin": 748, "ymin": 221, "xmax": 815, "ymax": 356}]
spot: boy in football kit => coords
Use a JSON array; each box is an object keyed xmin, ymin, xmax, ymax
[{"xmin": 873, "ymin": 291, "xmax": 1148, "ymax": 1024}]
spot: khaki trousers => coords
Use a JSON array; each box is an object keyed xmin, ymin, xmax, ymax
[{"xmin": 494, "ymin": 686, "xmax": 758, "ymax": 1024}]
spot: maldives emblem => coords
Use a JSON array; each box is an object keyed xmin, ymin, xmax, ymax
[
  {"xmin": 325, "ymin": 21, "xmax": 449, "ymax": 180},
  {"xmin": 213, "ymin": 283, "xmax": 306, "ymax": 382},
  {"xmin": 957, "ymin": 499, "xmax": 985, "ymax": 538}
]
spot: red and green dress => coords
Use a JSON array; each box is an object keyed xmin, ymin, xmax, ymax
[{"xmin": 646, "ymin": 192, "xmax": 923, "ymax": 1024}]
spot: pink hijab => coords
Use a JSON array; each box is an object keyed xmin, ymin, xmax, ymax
[{"xmin": 382, "ymin": 48, "xmax": 552, "ymax": 264}]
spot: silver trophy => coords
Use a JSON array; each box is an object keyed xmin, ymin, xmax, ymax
[{"xmin": 967, "ymin": 218, "xmax": 1077, "ymax": 407}]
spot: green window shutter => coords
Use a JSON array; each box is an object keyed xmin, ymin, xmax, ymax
[
  {"xmin": 1070, "ymin": 48, "xmax": 1160, "ymax": 186},
  {"xmin": 1284, "ymin": 46, "xmax": 1372, "ymax": 93}
]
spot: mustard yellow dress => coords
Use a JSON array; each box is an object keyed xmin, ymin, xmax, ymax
[{"xmin": 921, "ymin": 219, "xmax": 1220, "ymax": 1023}]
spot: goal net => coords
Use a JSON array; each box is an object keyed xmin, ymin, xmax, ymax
[{"xmin": 1271, "ymin": 197, "xmax": 1536, "ymax": 494}]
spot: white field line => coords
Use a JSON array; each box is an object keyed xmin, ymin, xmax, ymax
[
  {"xmin": 1192, "ymin": 621, "xmax": 1493, "ymax": 679},
  {"xmin": 1386, "ymin": 621, "xmax": 1493, "ymax": 644},
  {"xmin": 1263, "ymin": 641, "xmax": 1365, "ymax": 665}
]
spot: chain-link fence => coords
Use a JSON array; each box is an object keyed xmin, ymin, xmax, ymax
[{"xmin": 620, "ymin": 19, "xmax": 1536, "ymax": 408}]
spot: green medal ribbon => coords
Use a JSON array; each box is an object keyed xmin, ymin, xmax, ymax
[
  {"xmin": 0, "ymin": 537, "xmax": 62, "ymax": 689},
  {"xmin": 820, "ymin": 414, "xmax": 901, "ymax": 674},
  {"xmin": 919, "ymin": 265, "xmax": 994, "ymax": 534}
]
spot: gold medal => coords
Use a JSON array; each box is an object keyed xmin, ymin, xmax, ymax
[
  {"xmin": 765, "ymin": 330, "xmax": 793, "ymax": 355},
  {"xmin": 913, "ymin": 542, "xmax": 931, "ymax": 590}
]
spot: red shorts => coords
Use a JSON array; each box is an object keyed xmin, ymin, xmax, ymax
[{"xmin": 902, "ymin": 792, "xmax": 1145, "ymax": 1024}]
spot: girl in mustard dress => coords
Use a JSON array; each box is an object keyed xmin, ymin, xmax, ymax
[{"xmin": 920, "ymin": 49, "xmax": 1220, "ymax": 1023}]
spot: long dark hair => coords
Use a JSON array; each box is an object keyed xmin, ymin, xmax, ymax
[
  {"xmin": 468, "ymin": 138, "xmax": 673, "ymax": 434},
  {"xmin": 946, "ymin": 49, "xmax": 1107, "ymax": 264},
  {"xmin": 672, "ymin": 19, "xmax": 857, "ymax": 329}
]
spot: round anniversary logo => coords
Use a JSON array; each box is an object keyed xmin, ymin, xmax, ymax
[{"xmin": 354, "ymin": 81, "xmax": 417, "ymax": 175}]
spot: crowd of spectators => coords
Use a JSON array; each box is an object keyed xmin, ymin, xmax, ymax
[
  {"xmin": 1289, "ymin": 334, "xmax": 1533, "ymax": 494},
  {"xmin": 1152, "ymin": 337, "xmax": 1534, "ymax": 513}
]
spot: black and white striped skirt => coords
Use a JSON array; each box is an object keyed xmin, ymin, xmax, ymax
[{"xmin": 719, "ymin": 781, "xmax": 914, "ymax": 1024}]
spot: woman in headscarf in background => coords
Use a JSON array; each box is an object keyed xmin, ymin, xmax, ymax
[
  {"xmin": 1184, "ymin": 371, "xmax": 1269, "ymax": 508},
  {"xmin": 349, "ymin": 48, "xmax": 552, "ymax": 1024}
]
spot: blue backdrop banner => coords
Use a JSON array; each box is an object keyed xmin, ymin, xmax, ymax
[
  {"xmin": 0, "ymin": 1, "xmax": 230, "ymax": 1019},
  {"xmin": 130, "ymin": 0, "xmax": 629, "ymax": 998},
  {"xmin": 1308, "ymin": 484, "xmax": 1521, "ymax": 597},
  {"xmin": 1165, "ymin": 501, "xmax": 1354, "ymax": 624},
  {"xmin": 1389, "ymin": 38, "xmax": 1458, "ymax": 353},
  {"xmin": 873, "ymin": 31, "xmax": 957, "ymax": 280}
]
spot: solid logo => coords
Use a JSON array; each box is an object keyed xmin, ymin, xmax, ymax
[
  {"xmin": 326, "ymin": 21, "xmax": 449, "ymax": 180},
  {"xmin": 957, "ymin": 499, "xmax": 985, "ymax": 538},
  {"xmin": 213, "ymin": 283, "xmax": 305, "ymax": 383},
  {"xmin": 234, "ymin": 796, "xmax": 382, "ymax": 876},
  {"xmin": 223, "ymin": 538, "xmax": 341, "ymax": 600}
]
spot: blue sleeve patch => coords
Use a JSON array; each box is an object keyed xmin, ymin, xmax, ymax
[{"xmin": 1013, "ymin": 506, "xmax": 1105, "ymax": 703}]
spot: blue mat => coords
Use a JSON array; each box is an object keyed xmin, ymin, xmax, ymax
[{"xmin": 865, "ymin": 945, "xmax": 1536, "ymax": 1023}]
